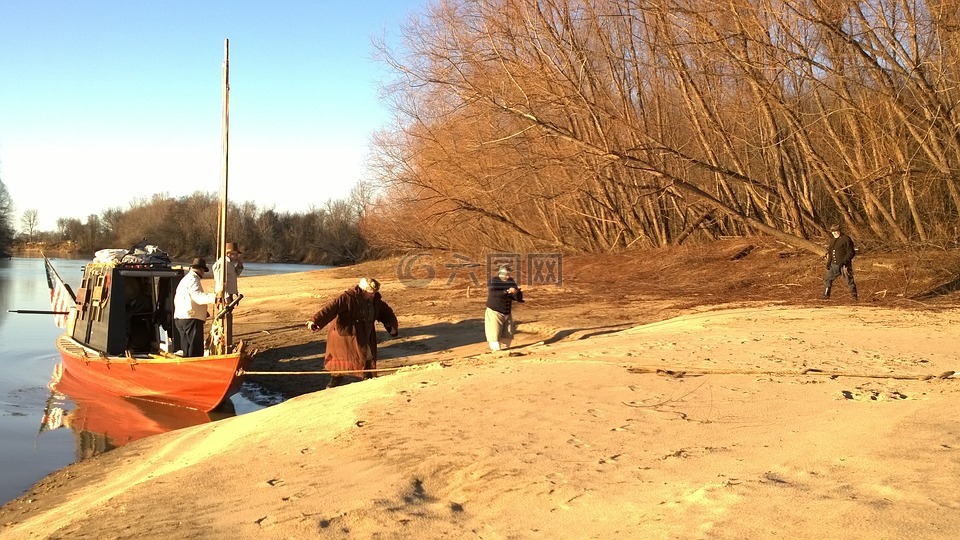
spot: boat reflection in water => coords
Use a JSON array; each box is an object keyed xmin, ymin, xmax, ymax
[{"xmin": 41, "ymin": 363, "xmax": 236, "ymax": 459}]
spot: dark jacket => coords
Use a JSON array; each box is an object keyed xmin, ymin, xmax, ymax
[
  {"xmin": 310, "ymin": 286, "xmax": 398, "ymax": 375},
  {"xmin": 827, "ymin": 233, "xmax": 856, "ymax": 268},
  {"xmin": 486, "ymin": 276, "xmax": 524, "ymax": 315}
]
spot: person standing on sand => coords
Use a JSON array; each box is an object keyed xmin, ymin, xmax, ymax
[
  {"xmin": 485, "ymin": 265, "xmax": 524, "ymax": 351},
  {"xmin": 174, "ymin": 258, "xmax": 216, "ymax": 357},
  {"xmin": 822, "ymin": 223, "xmax": 858, "ymax": 301},
  {"xmin": 212, "ymin": 242, "xmax": 244, "ymax": 304},
  {"xmin": 212, "ymin": 242, "xmax": 244, "ymax": 348},
  {"xmin": 305, "ymin": 277, "xmax": 399, "ymax": 388}
]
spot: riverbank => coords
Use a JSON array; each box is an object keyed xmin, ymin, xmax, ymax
[{"xmin": 2, "ymin": 241, "xmax": 959, "ymax": 538}]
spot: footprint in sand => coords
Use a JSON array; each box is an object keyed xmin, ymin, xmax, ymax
[
  {"xmin": 567, "ymin": 436, "xmax": 589, "ymax": 449},
  {"xmin": 840, "ymin": 388, "xmax": 909, "ymax": 401}
]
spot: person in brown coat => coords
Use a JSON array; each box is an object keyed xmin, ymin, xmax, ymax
[{"xmin": 306, "ymin": 277, "xmax": 399, "ymax": 388}]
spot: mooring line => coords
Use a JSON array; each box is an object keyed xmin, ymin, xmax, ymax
[{"xmin": 240, "ymin": 366, "xmax": 405, "ymax": 376}]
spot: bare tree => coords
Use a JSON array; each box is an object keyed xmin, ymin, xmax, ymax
[
  {"xmin": 19, "ymin": 209, "xmax": 39, "ymax": 242},
  {"xmin": 0, "ymin": 179, "xmax": 14, "ymax": 253}
]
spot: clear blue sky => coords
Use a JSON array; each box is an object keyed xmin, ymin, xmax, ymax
[{"xmin": 0, "ymin": 1, "xmax": 426, "ymax": 231}]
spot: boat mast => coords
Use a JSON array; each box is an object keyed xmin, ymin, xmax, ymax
[{"xmin": 214, "ymin": 38, "xmax": 231, "ymax": 354}]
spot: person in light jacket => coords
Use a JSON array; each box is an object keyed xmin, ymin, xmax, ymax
[
  {"xmin": 306, "ymin": 277, "xmax": 399, "ymax": 388},
  {"xmin": 212, "ymin": 242, "xmax": 244, "ymax": 303},
  {"xmin": 212, "ymin": 242, "xmax": 244, "ymax": 348},
  {"xmin": 174, "ymin": 258, "xmax": 216, "ymax": 357}
]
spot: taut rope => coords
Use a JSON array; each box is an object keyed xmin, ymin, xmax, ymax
[{"xmin": 240, "ymin": 366, "xmax": 404, "ymax": 376}]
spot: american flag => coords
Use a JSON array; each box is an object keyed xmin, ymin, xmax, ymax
[{"xmin": 43, "ymin": 254, "xmax": 76, "ymax": 328}]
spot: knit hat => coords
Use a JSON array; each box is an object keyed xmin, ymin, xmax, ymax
[{"xmin": 358, "ymin": 277, "xmax": 380, "ymax": 293}]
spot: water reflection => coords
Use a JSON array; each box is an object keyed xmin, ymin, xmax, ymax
[
  {"xmin": 0, "ymin": 258, "xmax": 12, "ymax": 334},
  {"xmin": 41, "ymin": 363, "xmax": 236, "ymax": 459}
]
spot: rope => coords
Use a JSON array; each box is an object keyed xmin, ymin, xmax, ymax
[
  {"xmin": 240, "ymin": 366, "xmax": 404, "ymax": 376},
  {"xmin": 234, "ymin": 323, "xmax": 304, "ymax": 339}
]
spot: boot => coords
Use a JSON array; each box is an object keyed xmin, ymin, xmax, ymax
[
  {"xmin": 822, "ymin": 287, "xmax": 831, "ymax": 300},
  {"xmin": 851, "ymin": 288, "xmax": 859, "ymax": 301}
]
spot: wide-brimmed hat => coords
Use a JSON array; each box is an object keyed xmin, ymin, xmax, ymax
[
  {"xmin": 358, "ymin": 277, "xmax": 380, "ymax": 293},
  {"xmin": 190, "ymin": 257, "xmax": 209, "ymax": 272},
  {"xmin": 225, "ymin": 242, "xmax": 242, "ymax": 254}
]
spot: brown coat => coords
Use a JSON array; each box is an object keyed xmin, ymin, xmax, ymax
[{"xmin": 310, "ymin": 286, "xmax": 398, "ymax": 376}]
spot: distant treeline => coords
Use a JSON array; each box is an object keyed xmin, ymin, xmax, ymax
[
  {"xmin": 8, "ymin": 186, "xmax": 373, "ymax": 265},
  {"xmin": 0, "ymin": 180, "xmax": 14, "ymax": 256}
]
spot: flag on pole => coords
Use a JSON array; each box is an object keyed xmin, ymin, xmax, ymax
[{"xmin": 42, "ymin": 254, "xmax": 76, "ymax": 328}]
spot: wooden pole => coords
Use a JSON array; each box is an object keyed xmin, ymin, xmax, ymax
[
  {"xmin": 219, "ymin": 38, "xmax": 229, "ymax": 260},
  {"xmin": 215, "ymin": 38, "xmax": 231, "ymax": 354}
]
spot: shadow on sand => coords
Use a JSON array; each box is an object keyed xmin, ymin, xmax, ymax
[
  {"xmin": 243, "ymin": 318, "xmax": 639, "ymax": 400},
  {"xmin": 244, "ymin": 319, "xmax": 485, "ymax": 399}
]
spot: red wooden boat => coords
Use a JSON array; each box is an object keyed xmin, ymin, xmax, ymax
[
  {"xmin": 49, "ymin": 259, "xmax": 252, "ymax": 412},
  {"xmin": 56, "ymin": 334, "xmax": 248, "ymax": 412}
]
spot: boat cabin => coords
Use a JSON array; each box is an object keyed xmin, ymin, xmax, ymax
[{"xmin": 70, "ymin": 264, "xmax": 185, "ymax": 355}]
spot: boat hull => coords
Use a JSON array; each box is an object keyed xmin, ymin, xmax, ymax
[
  {"xmin": 56, "ymin": 334, "xmax": 250, "ymax": 412},
  {"xmin": 46, "ymin": 362, "xmax": 233, "ymax": 454}
]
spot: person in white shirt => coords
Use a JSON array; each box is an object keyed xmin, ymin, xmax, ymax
[{"xmin": 174, "ymin": 258, "xmax": 216, "ymax": 357}]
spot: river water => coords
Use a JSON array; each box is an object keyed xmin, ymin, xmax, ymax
[{"xmin": 0, "ymin": 256, "xmax": 328, "ymax": 506}]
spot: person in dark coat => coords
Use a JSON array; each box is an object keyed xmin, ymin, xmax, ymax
[
  {"xmin": 823, "ymin": 223, "xmax": 858, "ymax": 300},
  {"xmin": 306, "ymin": 277, "xmax": 399, "ymax": 388},
  {"xmin": 485, "ymin": 265, "xmax": 524, "ymax": 351}
]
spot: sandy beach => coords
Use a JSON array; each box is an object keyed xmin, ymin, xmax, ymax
[{"xmin": 2, "ymin": 242, "xmax": 959, "ymax": 539}]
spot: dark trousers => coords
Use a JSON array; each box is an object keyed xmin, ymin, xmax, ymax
[
  {"xmin": 175, "ymin": 318, "xmax": 205, "ymax": 357},
  {"xmin": 823, "ymin": 263, "xmax": 857, "ymax": 297}
]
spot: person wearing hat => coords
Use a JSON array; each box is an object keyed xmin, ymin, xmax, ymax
[
  {"xmin": 823, "ymin": 222, "xmax": 858, "ymax": 301},
  {"xmin": 306, "ymin": 277, "xmax": 399, "ymax": 388},
  {"xmin": 212, "ymin": 242, "xmax": 245, "ymax": 349},
  {"xmin": 212, "ymin": 242, "xmax": 244, "ymax": 303},
  {"xmin": 173, "ymin": 258, "xmax": 216, "ymax": 357},
  {"xmin": 485, "ymin": 265, "xmax": 524, "ymax": 351}
]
